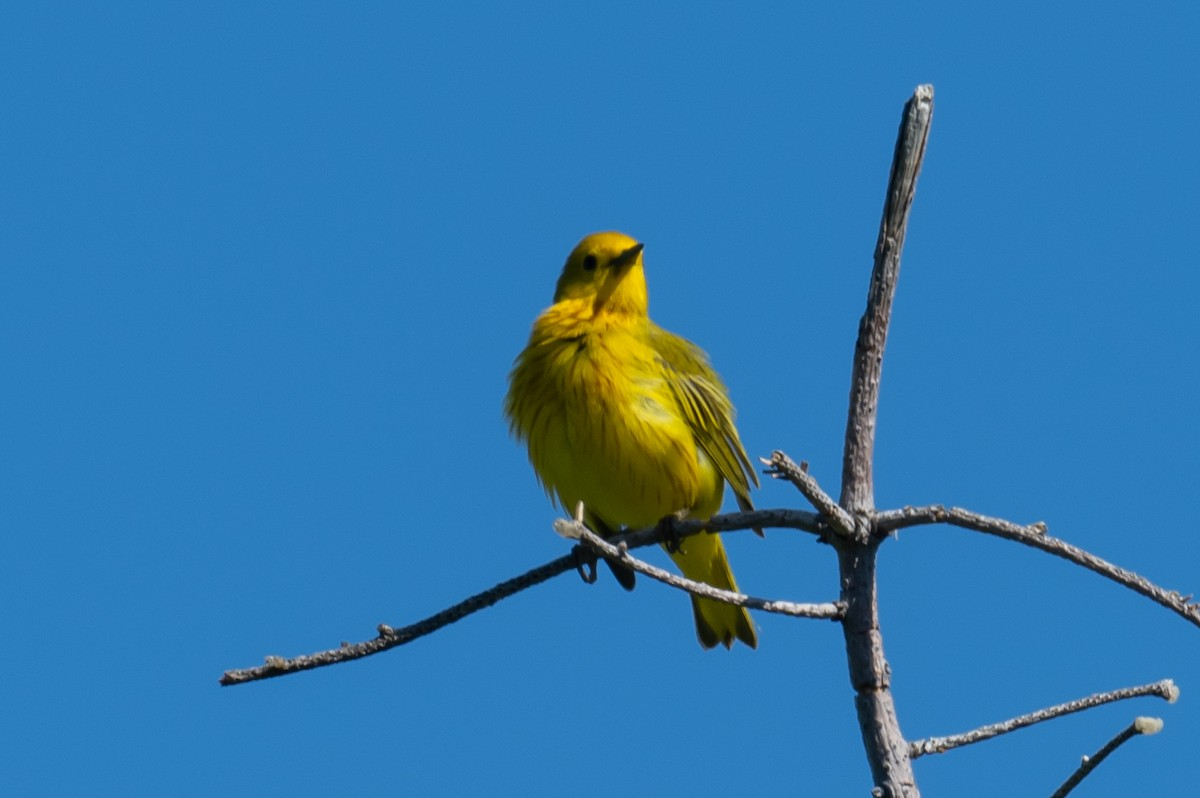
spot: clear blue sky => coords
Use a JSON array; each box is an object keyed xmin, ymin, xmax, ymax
[{"xmin": 3, "ymin": 3, "xmax": 1198, "ymax": 796}]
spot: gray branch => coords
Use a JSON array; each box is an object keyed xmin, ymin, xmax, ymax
[
  {"xmin": 840, "ymin": 84, "xmax": 933, "ymax": 516},
  {"xmin": 1050, "ymin": 716, "xmax": 1165, "ymax": 798},
  {"xmin": 219, "ymin": 552, "xmax": 580, "ymax": 686},
  {"xmin": 876, "ymin": 505, "xmax": 1200, "ymax": 629},
  {"xmin": 909, "ymin": 679, "xmax": 1177, "ymax": 758},
  {"xmin": 833, "ymin": 84, "xmax": 934, "ymax": 798},
  {"xmin": 560, "ymin": 518, "xmax": 845, "ymax": 620},
  {"xmin": 219, "ymin": 507, "xmax": 822, "ymax": 686}
]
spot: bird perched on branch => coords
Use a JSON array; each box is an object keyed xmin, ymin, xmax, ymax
[{"xmin": 505, "ymin": 231, "xmax": 759, "ymax": 649}]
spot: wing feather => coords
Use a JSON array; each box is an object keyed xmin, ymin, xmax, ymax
[{"xmin": 649, "ymin": 325, "xmax": 759, "ymax": 506}]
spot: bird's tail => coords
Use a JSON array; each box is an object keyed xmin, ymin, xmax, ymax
[{"xmin": 667, "ymin": 532, "xmax": 757, "ymax": 649}]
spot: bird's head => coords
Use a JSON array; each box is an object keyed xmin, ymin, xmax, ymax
[{"xmin": 553, "ymin": 231, "xmax": 648, "ymax": 317}]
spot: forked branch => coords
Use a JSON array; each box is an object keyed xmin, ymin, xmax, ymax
[{"xmin": 218, "ymin": 82, "xmax": 1192, "ymax": 798}]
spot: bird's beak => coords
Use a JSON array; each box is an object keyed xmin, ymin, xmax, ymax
[{"xmin": 612, "ymin": 242, "xmax": 644, "ymax": 270}]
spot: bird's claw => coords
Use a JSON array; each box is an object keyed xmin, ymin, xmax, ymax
[
  {"xmin": 657, "ymin": 514, "xmax": 684, "ymax": 554},
  {"xmin": 572, "ymin": 545, "xmax": 598, "ymax": 584}
]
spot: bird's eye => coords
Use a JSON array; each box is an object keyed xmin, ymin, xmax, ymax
[{"xmin": 582, "ymin": 254, "xmax": 598, "ymax": 271}]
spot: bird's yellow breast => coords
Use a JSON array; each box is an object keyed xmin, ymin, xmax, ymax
[{"xmin": 507, "ymin": 300, "xmax": 717, "ymax": 529}]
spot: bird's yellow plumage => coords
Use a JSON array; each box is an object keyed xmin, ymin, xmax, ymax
[{"xmin": 505, "ymin": 232, "xmax": 758, "ymax": 649}]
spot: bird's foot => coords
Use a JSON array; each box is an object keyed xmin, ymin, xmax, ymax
[
  {"xmin": 656, "ymin": 512, "xmax": 687, "ymax": 554},
  {"xmin": 572, "ymin": 545, "xmax": 598, "ymax": 584}
]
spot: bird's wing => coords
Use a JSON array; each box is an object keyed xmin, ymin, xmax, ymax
[{"xmin": 649, "ymin": 325, "xmax": 759, "ymax": 504}]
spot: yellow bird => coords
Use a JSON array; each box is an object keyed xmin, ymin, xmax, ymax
[{"xmin": 505, "ymin": 231, "xmax": 758, "ymax": 649}]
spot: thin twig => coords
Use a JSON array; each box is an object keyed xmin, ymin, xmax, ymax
[
  {"xmin": 840, "ymin": 84, "xmax": 934, "ymax": 515},
  {"xmin": 220, "ymin": 507, "xmax": 823, "ymax": 685},
  {"xmin": 1050, "ymin": 716, "xmax": 1164, "ymax": 798},
  {"xmin": 219, "ymin": 553, "xmax": 579, "ymax": 686},
  {"xmin": 763, "ymin": 451, "xmax": 857, "ymax": 538},
  {"xmin": 877, "ymin": 505, "xmax": 1200, "ymax": 630},
  {"xmin": 559, "ymin": 518, "xmax": 845, "ymax": 620},
  {"xmin": 909, "ymin": 679, "xmax": 1178, "ymax": 758}
]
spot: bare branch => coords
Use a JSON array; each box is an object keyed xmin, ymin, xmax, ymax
[
  {"xmin": 559, "ymin": 518, "xmax": 845, "ymax": 621},
  {"xmin": 909, "ymin": 679, "xmax": 1178, "ymax": 759},
  {"xmin": 831, "ymin": 84, "xmax": 934, "ymax": 798},
  {"xmin": 220, "ymin": 506, "xmax": 823, "ymax": 686},
  {"xmin": 877, "ymin": 505, "xmax": 1200, "ymax": 630},
  {"xmin": 840, "ymin": 84, "xmax": 934, "ymax": 515},
  {"xmin": 1050, "ymin": 716, "xmax": 1165, "ymax": 798},
  {"xmin": 220, "ymin": 552, "xmax": 579, "ymax": 686},
  {"xmin": 762, "ymin": 451, "xmax": 857, "ymax": 539}
]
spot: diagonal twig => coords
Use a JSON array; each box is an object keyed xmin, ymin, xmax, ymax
[
  {"xmin": 559, "ymin": 518, "xmax": 845, "ymax": 620},
  {"xmin": 909, "ymin": 679, "xmax": 1178, "ymax": 758},
  {"xmin": 1050, "ymin": 716, "xmax": 1164, "ymax": 798},
  {"xmin": 219, "ymin": 552, "xmax": 579, "ymax": 686},
  {"xmin": 763, "ymin": 451, "xmax": 857, "ymax": 539},
  {"xmin": 876, "ymin": 505, "xmax": 1200, "ymax": 630}
]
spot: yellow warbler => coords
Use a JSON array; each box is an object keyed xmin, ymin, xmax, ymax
[{"xmin": 505, "ymin": 231, "xmax": 758, "ymax": 649}]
